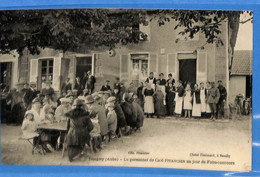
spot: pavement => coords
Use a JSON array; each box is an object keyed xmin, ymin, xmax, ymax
[{"xmin": 1, "ymin": 115, "xmax": 252, "ymax": 172}]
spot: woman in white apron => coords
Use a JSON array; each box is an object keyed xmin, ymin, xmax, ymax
[
  {"xmin": 192, "ymin": 84, "xmax": 201, "ymax": 118},
  {"xmin": 174, "ymin": 81, "xmax": 184, "ymax": 117},
  {"xmin": 146, "ymin": 72, "xmax": 156, "ymax": 90},
  {"xmin": 143, "ymin": 83, "xmax": 155, "ymax": 118},
  {"xmin": 158, "ymin": 73, "xmax": 167, "ymax": 105}
]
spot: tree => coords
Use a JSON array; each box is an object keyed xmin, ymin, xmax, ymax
[
  {"xmin": 0, "ymin": 9, "xmax": 148, "ymax": 55},
  {"xmin": 148, "ymin": 10, "xmax": 253, "ymax": 70}
]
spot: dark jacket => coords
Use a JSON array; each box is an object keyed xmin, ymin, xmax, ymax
[
  {"xmin": 74, "ymin": 81, "xmax": 84, "ymax": 95},
  {"xmin": 65, "ymin": 108, "xmax": 93, "ymax": 146},
  {"xmin": 193, "ymin": 89, "xmax": 201, "ymax": 104},
  {"xmin": 114, "ymin": 103, "xmax": 127, "ymax": 127},
  {"xmin": 100, "ymin": 85, "xmax": 111, "ymax": 91},
  {"xmin": 61, "ymin": 83, "xmax": 72, "ymax": 93},
  {"xmin": 218, "ymin": 85, "xmax": 227, "ymax": 103},
  {"xmin": 120, "ymin": 101, "xmax": 137, "ymax": 128},
  {"xmin": 132, "ymin": 102, "xmax": 144, "ymax": 128},
  {"xmin": 23, "ymin": 88, "xmax": 38, "ymax": 106}
]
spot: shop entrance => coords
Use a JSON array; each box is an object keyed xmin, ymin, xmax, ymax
[{"xmin": 179, "ymin": 59, "xmax": 196, "ymax": 87}]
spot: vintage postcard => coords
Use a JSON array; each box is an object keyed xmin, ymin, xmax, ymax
[{"xmin": 0, "ymin": 8, "xmax": 252, "ymax": 172}]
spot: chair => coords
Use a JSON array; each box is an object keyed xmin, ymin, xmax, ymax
[{"xmin": 19, "ymin": 136, "xmax": 45, "ymax": 155}]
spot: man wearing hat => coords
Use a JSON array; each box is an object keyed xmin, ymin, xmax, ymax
[
  {"xmin": 106, "ymin": 102, "xmax": 117, "ymax": 140},
  {"xmin": 55, "ymin": 98, "xmax": 71, "ymax": 122},
  {"xmin": 74, "ymin": 77, "xmax": 84, "ymax": 96},
  {"xmin": 85, "ymin": 71, "xmax": 96, "ymax": 94},
  {"xmin": 24, "ymin": 82, "xmax": 39, "ymax": 110},
  {"xmin": 85, "ymin": 95, "xmax": 109, "ymax": 141},
  {"xmin": 100, "ymin": 80, "xmax": 111, "ymax": 92},
  {"xmin": 113, "ymin": 77, "xmax": 121, "ymax": 92},
  {"xmin": 61, "ymin": 78, "xmax": 72, "ymax": 94},
  {"xmin": 41, "ymin": 82, "xmax": 55, "ymax": 100},
  {"xmin": 5, "ymin": 88, "xmax": 25, "ymax": 124},
  {"xmin": 65, "ymin": 99, "xmax": 93, "ymax": 162},
  {"xmin": 217, "ymin": 80, "xmax": 227, "ymax": 119},
  {"xmin": 106, "ymin": 96, "xmax": 126, "ymax": 138}
]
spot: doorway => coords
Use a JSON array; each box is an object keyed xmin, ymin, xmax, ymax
[
  {"xmin": 0, "ymin": 62, "xmax": 12, "ymax": 91},
  {"xmin": 76, "ymin": 56, "xmax": 92, "ymax": 79},
  {"xmin": 179, "ymin": 59, "xmax": 196, "ymax": 87}
]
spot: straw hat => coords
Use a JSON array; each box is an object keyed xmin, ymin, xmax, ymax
[{"xmin": 85, "ymin": 95, "xmax": 95, "ymax": 104}]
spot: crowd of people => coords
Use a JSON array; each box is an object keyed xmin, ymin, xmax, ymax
[{"xmin": 1, "ymin": 70, "xmax": 230, "ymax": 161}]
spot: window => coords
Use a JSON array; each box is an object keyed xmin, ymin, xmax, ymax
[
  {"xmin": 40, "ymin": 59, "xmax": 54, "ymax": 87},
  {"xmin": 130, "ymin": 54, "xmax": 149, "ymax": 86}
]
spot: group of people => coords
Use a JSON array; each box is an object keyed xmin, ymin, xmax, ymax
[
  {"xmin": 134, "ymin": 72, "xmax": 227, "ymax": 120},
  {"xmin": 20, "ymin": 75, "xmax": 144, "ymax": 162}
]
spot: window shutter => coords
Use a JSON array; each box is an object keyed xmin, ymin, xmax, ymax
[
  {"xmin": 30, "ymin": 59, "xmax": 38, "ymax": 83},
  {"xmin": 149, "ymin": 54, "xmax": 157, "ymax": 75},
  {"xmin": 197, "ymin": 52, "xmax": 207, "ymax": 84},
  {"xmin": 120, "ymin": 54, "xmax": 129, "ymax": 82},
  {"xmin": 167, "ymin": 53, "xmax": 176, "ymax": 79},
  {"xmin": 53, "ymin": 57, "xmax": 61, "ymax": 91}
]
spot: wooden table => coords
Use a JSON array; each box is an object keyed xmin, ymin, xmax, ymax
[{"xmin": 37, "ymin": 121, "xmax": 68, "ymax": 156}]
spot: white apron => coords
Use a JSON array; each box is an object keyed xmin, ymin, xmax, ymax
[
  {"xmin": 174, "ymin": 94, "xmax": 183, "ymax": 115},
  {"xmin": 192, "ymin": 94, "xmax": 201, "ymax": 117}
]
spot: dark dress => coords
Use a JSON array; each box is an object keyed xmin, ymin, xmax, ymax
[
  {"xmin": 137, "ymin": 86, "xmax": 144, "ymax": 108},
  {"xmin": 74, "ymin": 81, "xmax": 84, "ymax": 96},
  {"xmin": 153, "ymin": 90, "xmax": 166, "ymax": 116},
  {"xmin": 86, "ymin": 75, "xmax": 96, "ymax": 93},
  {"xmin": 132, "ymin": 102, "xmax": 144, "ymax": 129},
  {"xmin": 65, "ymin": 108, "xmax": 93, "ymax": 160},
  {"xmin": 120, "ymin": 101, "xmax": 137, "ymax": 128},
  {"xmin": 166, "ymin": 86, "xmax": 175, "ymax": 116}
]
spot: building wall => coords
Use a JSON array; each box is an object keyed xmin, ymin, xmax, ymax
[
  {"xmin": 0, "ymin": 51, "xmax": 19, "ymax": 89},
  {"xmin": 229, "ymin": 76, "xmax": 246, "ymax": 103},
  {"xmin": 18, "ymin": 16, "xmax": 228, "ymax": 94}
]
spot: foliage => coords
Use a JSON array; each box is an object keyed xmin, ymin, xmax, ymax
[{"xmin": 0, "ymin": 9, "xmax": 148, "ymax": 55}]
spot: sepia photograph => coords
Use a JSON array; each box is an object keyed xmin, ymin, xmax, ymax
[{"xmin": 0, "ymin": 8, "xmax": 253, "ymax": 172}]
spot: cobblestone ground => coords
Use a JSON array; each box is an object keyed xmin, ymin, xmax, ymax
[{"xmin": 1, "ymin": 115, "xmax": 252, "ymax": 171}]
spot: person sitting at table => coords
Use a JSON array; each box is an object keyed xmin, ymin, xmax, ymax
[
  {"xmin": 65, "ymin": 99, "xmax": 94, "ymax": 162},
  {"xmin": 57, "ymin": 91, "xmax": 67, "ymax": 107},
  {"xmin": 24, "ymin": 97, "xmax": 52, "ymax": 153},
  {"xmin": 55, "ymin": 98, "xmax": 71, "ymax": 122},
  {"xmin": 85, "ymin": 95, "xmax": 109, "ymax": 142}
]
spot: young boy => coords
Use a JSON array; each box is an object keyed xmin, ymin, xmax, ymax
[
  {"xmin": 107, "ymin": 102, "xmax": 117, "ymax": 141},
  {"xmin": 90, "ymin": 114, "xmax": 102, "ymax": 152}
]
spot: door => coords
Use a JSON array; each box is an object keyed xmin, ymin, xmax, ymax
[
  {"xmin": 179, "ymin": 59, "xmax": 196, "ymax": 87},
  {"xmin": 76, "ymin": 56, "xmax": 92, "ymax": 79},
  {"xmin": 130, "ymin": 54, "xmax": 149, "ymax": 87},
  {"xmin": 38, "ymin": 59, "xmax": 54, "ymax": 90},
  {"xmin": 0, "ymin": 62, "xmax": 12, "ymax": 91}
]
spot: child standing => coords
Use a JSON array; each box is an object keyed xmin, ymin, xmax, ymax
[
  {"xmin": 107, "ymin": 102, "xmax": 117, "ymax": 141},
  {"xmin": 90, "ymin": 114, "xmax": 102, "ymax": 152},
  {"xmin": 183, "ymin": 83, "xmax": 192, "ymax": 118}
]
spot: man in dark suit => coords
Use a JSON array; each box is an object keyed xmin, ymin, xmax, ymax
[
  {"xmin": 74, "ymin": 77, "xmax": 84, "ymax": 96},
  {"xmin": 61, "ymin": 78, "xmax": 72, "ymax": 94},
  {"xmin": 23, "ymin": 82, "xmax": 39, "ymax": 110},
  {"xmin": 85, "ymin": 71, "xmax": 96, "ymax": 94},
  {"xmin": 217, "ymin": 80, "xmax": 227, "ymax": 119},
  {"xmin": 100, "ymin": 80, "xmax": 111, "ymax": 92}
]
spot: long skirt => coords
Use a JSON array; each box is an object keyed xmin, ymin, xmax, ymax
[
  {"xmin": 68, "ymin": 145, "xmax": 84, "ymax": 160},
  {"xmin": 175, "ymin": 95, "xmax": 183, "ymax": 115},
  {"xmin": 144, "ymin": 96, "xmax": 154, "ymax": 114},
  {"xmin": 158, "ymin": 85, "xmax": 166, "ymax": 105},
  {"xmin": 192, "ymin": 95, "xmax": 201, "ymax": 117},
  {"xmin": 201, "ymin": 97, "xmax": 206, "ymax": 113},
  {"xmin": 154, "ymin": 98, "xmax": 166, "ymax": 116}
]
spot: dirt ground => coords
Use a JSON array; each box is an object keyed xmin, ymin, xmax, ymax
[{"xmin": 1, "ymin": 115, "xmax": 252, "ymax": 171}]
